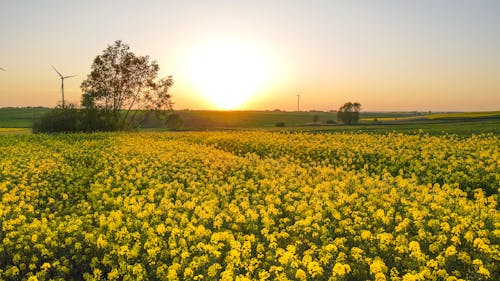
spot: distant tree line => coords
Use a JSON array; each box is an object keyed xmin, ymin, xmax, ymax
[{"xmin": 33, "ymin": 41, "xmax": 179, "ymax": 133}]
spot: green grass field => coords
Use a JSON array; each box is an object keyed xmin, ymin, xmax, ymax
[
  {"xmin": 425, "ymin": 111, "xmax": 500, "ymax": 119},
  {"xmin": 0, "ymin": 107, "xmax": 49, "ymax": 127},
  {"xmin": 175, "ymin": 110, "xmax": 337, "ymax": 128},
  {"xmin": 285, "ymin": 121, "xmax": 500, "ymax": 136},
  {"xmin": 159, "ymin": 110, "xmax": 500, "ymax": 135},
  {"xmin": 171, "ymin": 110, "xmax": 500, "ymax": 131},
  {"xmin": 1, "ymin": 107, "xmax": 499, "ymax": 135},
  {"xmin": 361, "ymin": 111, "xmax": 500, "ymax": 122}
]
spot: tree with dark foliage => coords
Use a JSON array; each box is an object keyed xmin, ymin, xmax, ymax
[
  {"xmin": 33, "ymin": 41, "xmax": 175, "ymax": 133},
  {"xmin": 337, "ymin": 102, "xmax": 361, "ymax": 125},
  {"xmin": 81, "ymin": 40, "xmax": 174, "ymax": 128}
]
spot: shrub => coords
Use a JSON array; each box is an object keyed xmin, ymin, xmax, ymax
[
  {"xmin": 32, "ymin": 106, "xmax": 79, "ymax": 133},
  {"xmin": 33, "ymin": 107, "xmax": 120, "ymax": 133},
  {"xmin": 275, "ymin": 122, "xmax": 286, "ymax": 127}
]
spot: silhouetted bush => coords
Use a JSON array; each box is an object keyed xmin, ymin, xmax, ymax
[
  {"xmin": 32, "ymin": 106, "xmax": 182, "ymax": 133},
  {"xmin": 33, "ymin": 106, "xmax": 121, "ymax": 133},
  {"xmin": 32, "ymin": 106, "xmax": 79, "ymax": 133},
  {"xmin": 275, "ymin": 122, "xmax": 286, "ymax": 127}
]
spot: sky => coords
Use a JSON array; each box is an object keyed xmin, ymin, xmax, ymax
[{"xmin": 1, "ymin": 0, "xmax": 499, "ymax": 111}]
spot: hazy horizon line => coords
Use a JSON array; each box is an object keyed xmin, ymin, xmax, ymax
[{"xmin": 1, "ymin": 105, "xmax": 498, "ymax": 114}]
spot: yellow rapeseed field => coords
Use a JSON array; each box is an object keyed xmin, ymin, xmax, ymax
[{"xmin": 0, "ymin": 132, "xmax": 498, "ymax": 280}]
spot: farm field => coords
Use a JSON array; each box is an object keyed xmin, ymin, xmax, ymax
[
  {"xmin": 3, "ymin": 107, "xmax": 500, "ymax": 132},
  {"xmin": 284, "ymin": 121, "xmax": 500, "ymax": 136},
  {"xmin": 0, "ymin": 128, "xmax": 31, "ymax": 135},
  {"xmin": 0, "ymin": 131, "xmax": 498, "ymax": 280},
  {"xmin": 173, "ymin": 111, "xmax": 500, "ymax": 131},
  {"xmin": 360, "ymin": 111, "xmax": 500, "ymax": 122},
  {"xmin": 0, "ymin": 107, "xmax": 49, "ymax": 128}
]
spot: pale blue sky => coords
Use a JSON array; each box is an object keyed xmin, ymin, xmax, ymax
[{"xmin": 1, "ymin": 0, "xmax": 499, "ymax": 110}]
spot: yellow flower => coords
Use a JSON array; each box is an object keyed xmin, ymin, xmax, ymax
[
  {"xmin": 96, "ymin": 234, "xmax": 107, "ymax": 249},
  {"xmin": 445, "ymin": 245, "xmax": 457, "ymax": 257},
  {"xmin": 40, "ymin": 262, "xmax": 51, "ymax": 270},
  {"xmin": 156, "ymin": 223, "xmax": 166, "ymax": 235},
  {"xmin": 208, "ymin": 263, "xmax": 222, "ymax": 278},
  {"xmin": 409, "ymin": 241, "xmax": 420, "ymax": 253},
  {"xmin": 107, "ymin": 268, "xmax": 119, "ymax": 280},
  {"xmin": 361, "ymin": 230, "xmax": 372, "ymax": 240},
  {"xmin": 332, "ymin": 263, "xmax": 351, "ymax": 277},
  {"xmin": 370, "ymin": 258, "xmax": 388, "ymax": 277},
  {"xmin": 477, "ymin": 266, "xmax": 490, "ymax": 278},
  {"xmin": 295, "ymin": 269, "xmax": 307, "ymax": 280},
  {"xmin": 306, "ymin": 261, "xmax": 323, "ymax": 277},
  {"xmin": 350, "ymin": 247, "xmax": 364, "ymax": 261}
]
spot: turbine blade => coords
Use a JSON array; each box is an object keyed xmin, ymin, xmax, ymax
[
  {"xmin": 64, "ymin": 75, "xmax": 77, "ymax": 79},
  {"xmin": 51, "ymin": 65, "xmax": 63, "ymax": 77},
  {"xmin": 0, "ymin": 67, "xmax": 5, "ymax": 71}
]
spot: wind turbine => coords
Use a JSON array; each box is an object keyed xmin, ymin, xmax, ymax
[
  {"xmin": 51, "ymin": 65, "xmax": 76, "ymax": 107},
  {"xmin": 296, "ymin": 89, "xmax": 301, "ymax": 112}
]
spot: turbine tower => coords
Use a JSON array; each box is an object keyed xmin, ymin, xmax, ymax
[
  {"xmin": 51, "ymin": 66, "xmax": 76, "ymax": 107},
  {"xmin": 296, "ymin": 89, "xmax": 301, "ymax": 112}
]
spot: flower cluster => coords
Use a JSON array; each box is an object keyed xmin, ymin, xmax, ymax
[{"xmin": 0, "ymin": 132, "xmax": 498, "ymax": 280}]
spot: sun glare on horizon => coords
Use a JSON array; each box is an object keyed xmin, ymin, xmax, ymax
[{"xmin": 184, "ymin": 40, "xmax": 273, "ymax": 110}]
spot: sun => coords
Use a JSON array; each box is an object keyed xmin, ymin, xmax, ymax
[{"xmin": 185, "ymin": 40, "xmax": 273, "ymax": 110}]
